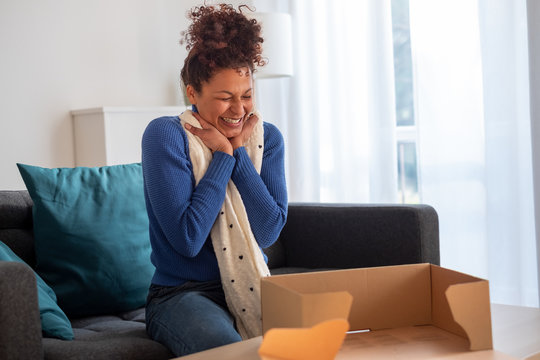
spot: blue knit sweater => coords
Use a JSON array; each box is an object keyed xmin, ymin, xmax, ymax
[{"xmin": 141, "ymin": 115, "xmax": 288, "ymax": 286}]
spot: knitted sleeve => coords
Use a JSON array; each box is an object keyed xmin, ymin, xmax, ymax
[
  {"xmin": 142, "ymin": 116, "xmax": 236, "ymax": 257},
  {"xmin": 231, "ymin": 122, "xmax": 288, "ymax": 248}
]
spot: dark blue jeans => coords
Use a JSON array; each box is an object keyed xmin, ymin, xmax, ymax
[{"xmin": 145, "ymin": 280, "xmax": 242, "ymax": 356}]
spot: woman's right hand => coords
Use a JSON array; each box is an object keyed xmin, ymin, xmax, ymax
[{"xmin": 185, "ymin": 113, "xmax": 233, "ymax": 156}]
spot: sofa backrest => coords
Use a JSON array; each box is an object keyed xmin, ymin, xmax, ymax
[
  {"xmin": 0, "ymin": 190, "xmax": 287, "ymax": 271},
  {"xmin": 0, "ymin": 191, "xmax": 36, "ymax": 267}
]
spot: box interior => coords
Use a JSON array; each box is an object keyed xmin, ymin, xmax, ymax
[{"xmin": 261, "ymin": 263, "xmax": 492, "ymax": 351}]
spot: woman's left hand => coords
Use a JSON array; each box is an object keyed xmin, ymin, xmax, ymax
[{"xmin": 229, "ymin": 113, "xmax": 259, "ymax": 150}]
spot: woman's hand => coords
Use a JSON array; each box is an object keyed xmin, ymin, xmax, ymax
[
  {"xmin": 185, "ymin": 113, "xmax": 233, "ymax": 156},
  {"xmin": 230, "ymin": 113, "xmax": 259, "ymax": 150}
]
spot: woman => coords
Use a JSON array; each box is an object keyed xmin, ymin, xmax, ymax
[{"xmin": 141, "ymin": 4, "xmax": 288, "ymax": 357}]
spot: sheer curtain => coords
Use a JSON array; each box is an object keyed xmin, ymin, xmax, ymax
[
  {"xmin": 410, "ymin": 0, "xmax": 538, "ymax": 306},
  {"xmin": 256, "ymin": 0, "xmax": 398, "ymax": 204},
  {"xmin": 255, "ymin": 0, "xmax": 538, "ymax": 306}
]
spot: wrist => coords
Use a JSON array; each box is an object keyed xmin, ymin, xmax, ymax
[
  {"xmin": 230, "ymin": 138, "xmax": 243, "ymax": 151},
  {"xmin": 214, "ymin": 143, "xmax": 233, "ymax": 156}
]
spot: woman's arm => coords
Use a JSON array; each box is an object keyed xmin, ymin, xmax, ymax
[
  {"xmin": 231, "ymin": 122, "xmax": 288, "ymax": 248},
  {"xmin": 142, "ymin": 117, "xmax": 235, "ymax": 257}
]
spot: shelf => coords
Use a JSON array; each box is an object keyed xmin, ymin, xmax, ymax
[{"xmin": 71, "ymin": 106, "xmax": 187, "ymax": 167}]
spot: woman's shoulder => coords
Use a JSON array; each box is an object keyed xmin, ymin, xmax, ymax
[
  {"xmin": 142, "ymin": 115, "xmax": 188, "ymax": 150},
  {"xmin": 143, "ymin": 116, "xmax": 185, "ymax": 139},
  {"xmin": 145, "ymin": 115, "xmax": 182, "ymax": 133},
  {"xmin": 263, "ymin": 121, "xmax": 284, "ymax": 144}
]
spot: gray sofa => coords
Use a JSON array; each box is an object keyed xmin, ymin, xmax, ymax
[{"xmin": 0, "ymin": 190, "xmax": 439, "ymax": 360}]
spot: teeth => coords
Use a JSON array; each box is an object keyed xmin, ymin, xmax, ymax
[{"xmin": 221, "ymin": 117, "xmax": 242, "ymax": 124}]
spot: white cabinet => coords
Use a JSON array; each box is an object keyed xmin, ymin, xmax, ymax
[{"xmin": 71, "ymin": 106, "xmax": 187, "ymax": 167}]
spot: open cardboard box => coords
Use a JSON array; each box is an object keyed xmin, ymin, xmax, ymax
[
  {"xmin": 261, "ymin": 263, "xmax": 495, "ymax": 356},
  {"xmin": 178, "ymin": 264, "xmax": 521, "ymax": 360}
]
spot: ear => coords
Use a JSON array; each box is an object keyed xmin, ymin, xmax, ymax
[{"xmin": 186, "ymin": 85, "xmax": 197, "ymax": 105}]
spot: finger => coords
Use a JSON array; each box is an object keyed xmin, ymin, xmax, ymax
[
  {"xmin": 191, "ymin": 112, "xmax": 206, "ymax": 127},
  {"xmin": 244, "ymin": 114, "xmax": 259, "ymax": 130},
  {"xmin": 184, "ymin": 123, "xmax": 199, "ymax": 135},
  {"xmin": 193, "ymin": 113, "xmax": 215, "ymax": 130}
]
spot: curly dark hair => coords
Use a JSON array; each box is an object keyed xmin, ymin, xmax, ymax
[{"xmin": 180, "ymin": 4, "xmax": 265, "ymax": 93}]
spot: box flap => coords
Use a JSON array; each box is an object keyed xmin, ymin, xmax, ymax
[
  {"xmin": 446, "ymin": 281, "xmax": 493, "ymax": 350},
  {"xmin": 431, "ymin": 265, "xmax": 492, "ymax": 350},
  {"xmin": 261, "ymin": 276, "xmax": 353, "ymax": 334},
  {"xmin": 258, "ymin": 319, "xmax": 349, "ymax": 360}
]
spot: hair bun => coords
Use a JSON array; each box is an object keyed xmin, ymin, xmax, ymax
[
  {"xmin": 182, "ymin": 4, "xmax": 264, "ymax": 66},
  {"xmin": 180, "ymin": 4, "xmax": 265, "ymax": 92}
]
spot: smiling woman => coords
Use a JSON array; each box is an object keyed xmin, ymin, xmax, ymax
[
  {"xmin": 185, "ymin": 67, "xmax": 254, "ymax": 147},
  {"xmin": 140, "ymin": 3, "xmax": 288, "ymax": 357}
]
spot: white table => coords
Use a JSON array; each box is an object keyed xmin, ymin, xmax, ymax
[{"xmin": 175, "ymin": 304, "xmax": 540, "ymax": 359}]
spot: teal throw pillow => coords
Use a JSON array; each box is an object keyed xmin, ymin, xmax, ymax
[
  {"xmin": 17, "ymin": 163, "xmax": 153, "ymax": 317},
  {"xmin": 0, "ymin": 241, "xmax": 74, "ymax": 340}
]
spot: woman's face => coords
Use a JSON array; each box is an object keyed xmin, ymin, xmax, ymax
[{"xmin": 187, "ymin": 67, "xmax": 254, "ymax": 139}]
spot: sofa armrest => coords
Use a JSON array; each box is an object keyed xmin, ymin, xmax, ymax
[
  {"xmin": 0, "ymin": 261, "xmax": 43, "ymax": 359},
  {"xmin": 276, "ymin": 203, "xmax": 439, "ymax": 269}
]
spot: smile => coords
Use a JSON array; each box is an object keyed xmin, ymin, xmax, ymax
[{"xmin": 221, "ymin": 117, "xmax": 242, "ymax": 124}]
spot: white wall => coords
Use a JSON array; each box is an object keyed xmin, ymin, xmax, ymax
[{"xmin": 0, "ymin": 0, "xmax": 253, "ymax": 189}]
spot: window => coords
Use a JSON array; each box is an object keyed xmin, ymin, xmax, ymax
[{"xmin": 391, "ymin": 0, "xmax": 419, "ymax": 203}]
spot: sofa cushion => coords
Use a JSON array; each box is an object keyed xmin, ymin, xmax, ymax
[
  {"xmin": 0, "ymin": 241, "xmax": 74, "ymax": 340},
  {"xmin": 17, "ymin": 163, "xmax": 154, "ymax": 317},
  {"xmin": 42, "ymin": 307, "xmax": 172, "ymax": 360}
]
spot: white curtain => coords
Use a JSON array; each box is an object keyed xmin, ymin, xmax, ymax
[
  {"xmin": 254, "ymin": 0, "xmax": 538, "ymax": 306},
  {"xmin": 256, "ymin": 0, "xmax": 398, "ymax": 204},
  {"xmin": 410, "ymin": 0, "xmax": 538, "ymax": 306}
]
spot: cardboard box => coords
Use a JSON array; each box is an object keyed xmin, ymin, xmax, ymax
[
  {"xmin": 178, "ymin": 264, "xmax": 521, "ymax": 360},
  {"xmin": 261, "ymin": 263, "xmax": 493, "ymax": 352}
]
